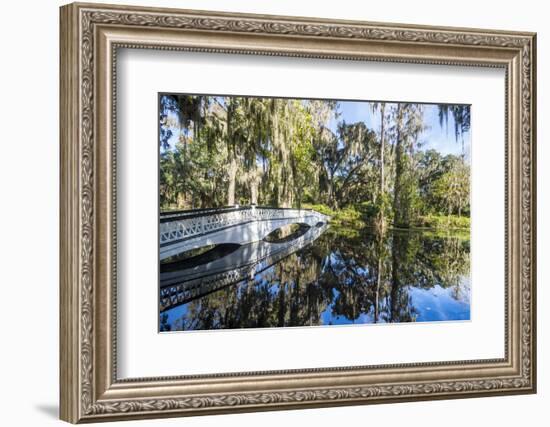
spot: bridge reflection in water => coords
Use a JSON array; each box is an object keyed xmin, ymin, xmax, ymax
[{"xmin": 160, "ymin": 206, "xmax": 330, "ymax": 313}]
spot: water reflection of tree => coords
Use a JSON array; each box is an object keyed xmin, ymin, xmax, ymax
[{"xmin": 166, "ymin": 230, "xmax": 470, "ymax": 331}]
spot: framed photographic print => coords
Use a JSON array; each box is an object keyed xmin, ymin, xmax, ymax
[{"xmin": 60, "ymin": 2, "xmax": 537, "ymax": 423}]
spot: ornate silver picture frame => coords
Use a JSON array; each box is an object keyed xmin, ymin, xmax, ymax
[{"xmin": 60, "ymin": 2, "xmax": 536, "ymax": 423}]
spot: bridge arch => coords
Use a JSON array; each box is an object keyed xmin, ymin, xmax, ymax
[{"xmin": 159, "ymin": 206, "xmax": 329, "ymax": 260}]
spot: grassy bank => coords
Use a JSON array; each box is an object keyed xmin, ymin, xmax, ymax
[
  {"xmin": 413, "ymin": 214, "xmax": 470, "ymax": 230},
  {"xmin": 304, "ymin": 203, "xmax": 470, "ymax": 234},
  {"xmin": 304, "ymin": 204, "xmax": 365, "ymax": 229}
]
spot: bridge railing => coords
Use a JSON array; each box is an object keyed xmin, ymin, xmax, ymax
[
  {"xmin": 159, "ymin": 205, "xmax": 327, "ymax": 246},
  {"xmin": 160, "ymin": 205, "xmax": 246, "ymax": 223},
  {"xmin": 160, "ymin": 205, "xmax": 321, "ymax": 222}
]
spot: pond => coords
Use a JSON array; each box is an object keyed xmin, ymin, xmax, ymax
[{"xmin": 160, "ymin": 227, "xmax": 470, "ymax": 332}]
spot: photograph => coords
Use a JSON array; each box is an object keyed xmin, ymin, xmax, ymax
[{"xmin": 158, "ymin": 94, "xmax": 472, "ymax": 332}]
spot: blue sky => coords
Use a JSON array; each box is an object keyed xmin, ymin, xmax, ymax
[{"xmin": 330, "ymin": 101, "xmax": 470, "ymax": 158}]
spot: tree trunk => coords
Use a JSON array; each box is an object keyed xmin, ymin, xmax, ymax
[
  {"xmin": 327, "ymin": 177, "xmax": 334, "ymax": 207},
  {"xmin": 390, "ymin": 237, "xmax": 400, "ymax": 323},
  {"xmin": 375, "ymin": 256, "xmax": 382, "ymax": 323},
  {"xmin": 327, "ymin": 171, "xmax": 338, "ymax": 209},
  {"xmin": 249, "ymin": 168, "xmax": 260, "ymax": 205},
  {"xmin": 282, "ymin": 182, "xmax": 292, "ymax": 208},
  {"xmin": 227, "ymin": 155, "xmax": 237, "ymax": 205},
  {"xmin": 377, "ymin": 103, "xmax": 387, "ymax": 233},
  {"xmin": 379, "ymin": 103, "xmax": 386, "ymax": 196},
  {"xmin": 177, "ymin": 192, "xmax": 186, "ymax": 209},
  {"xmin": 250, "ymin": 181, "xmax": 258, "ymax": 205},
  {"xmin": 392, "ymin": 104, "xmax": 406, "ymax": 227},
  {"xmin": 226, "ymin": 98, "xmax": 237, "ymax": 206}
]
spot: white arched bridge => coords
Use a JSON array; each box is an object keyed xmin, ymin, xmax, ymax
[{"xmin": 160, "ymin": 205, "xmax": 329, "ymax": 261}]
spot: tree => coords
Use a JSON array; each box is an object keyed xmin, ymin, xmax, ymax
[
  {"xmin": 432, "ymin": 156, "xmax": 470, "ymax": 217},
  {"xmin": 370, "ymin": 102, "xmax": 390, "ymax": 231},
  {"xmin": 317, "ymin": 120, "xmax": 377, "ymax": 209},
  {"xmin": 308, "ymin": 100, "xmax": 339, "ymax": 205},
  {"xmin": 333, "ymin": 121, "xmax": 377, "ymax": 207},
  {"xmin": 370, "ymin": 102, "xmax": 388, "ymax": 197},
  {"xmin": 388, "ymin": 103, "xmax": 424, "ymax": 227}
]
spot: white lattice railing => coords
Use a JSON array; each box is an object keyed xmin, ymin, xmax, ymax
[{"xmin": 159, "ymin": 206, "xmax": 326, "ymax": 246}]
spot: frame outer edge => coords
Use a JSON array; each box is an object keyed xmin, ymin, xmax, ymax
[
  {"xmin": 528, "ymin": 33, "xmax": 537, "ymax": 393},
  {"xmin": 60, "ymin": 2, "xmax": 537, "ymax": 422},
  {"xmin": 60, "ymin": 3, "xmax": 81, "ymax": 424}
]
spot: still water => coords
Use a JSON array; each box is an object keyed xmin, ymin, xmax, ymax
[{"xmin": 160, "ymin": 227, "xmax": 470, "ymax": 332}]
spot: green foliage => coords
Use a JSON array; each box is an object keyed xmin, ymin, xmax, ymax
[
  {"xmin": 357, "ymin": 193, "xmax": 393, "ymax": 226},
  {"xmin": 431, "ymin": 156, "xmax": 470, "ymax": 217},
  {"xmin": 415, "ymin": 214, "xmax": 470, "ymax": 230},
  {"xmin": 303, "ymin": 203, "xmax": 335, "ymax": 217},
  {"xmin": 159, "ymin": 95, "xmax": 471, "ymax": 231},
  {"xmin": 303, "ymin": 203, "xmax": 365, "ymax": 234},
  {"xmin": 336, "ymin": 207, "xmax": 366, "ymax": 229}
]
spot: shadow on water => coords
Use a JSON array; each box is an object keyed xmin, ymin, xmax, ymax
[
  {"xmin": 160, "ymin": 227, "xmax": 470, "ymax": 332},
  {"xmin": 161, "ymin": 243, "xmax": 242, "ymax": 272}
]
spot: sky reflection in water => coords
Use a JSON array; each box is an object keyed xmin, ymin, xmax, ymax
[{"xmin": 160, "ymin": 228, "xmax": 470, "ymax": 332}]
